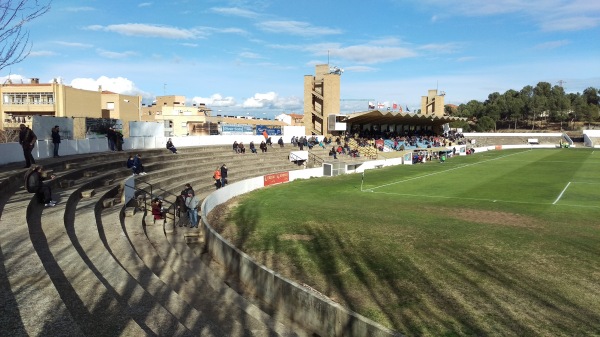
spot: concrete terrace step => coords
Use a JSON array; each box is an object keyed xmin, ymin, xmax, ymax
[
  {"xmin": 0, "ymin": 188, "xmax": 85, "ymax": 336},
  {"xmin": 66, "ymin": 181, "xmax": 210, "ymax": 336},
  {"xmin": 124, "ymin": 211, "xmax": 256, "ymax": 336},
  {"xmin": 44, "ymin": 183, "xmax": 164, "ymax": 336},
  {"xmin": 0, "ymin": 162, "xmax": 147, "ymax": 335},
  {"xmin": 1, "ymin": 144, "xmax": 318, "ymax": 336},
  {"xmin": 128, "ymin": 210, "xmax": 305, "ymax": 337}
]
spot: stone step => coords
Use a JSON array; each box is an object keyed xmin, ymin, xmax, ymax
[
  {"xmin": 102, "ymin": 198, "xmax": 114, "ymax": 208},
  {"xmin": 81, "ymin": 189, "xmax": 95, "ymax": 198},
  {"xmin": 59, "ymin": 179, "xmax": 75, "ymax": 188},
  {"xmin": 63, "ymin": 185, "xmax": 194, "ymax": 336},
  {"xmin": 183, "ymin": 231, "xmax": 204, "ymax": 244},
  {"xmin": 124, "ymin": 207, "xmax": 136, "ymax": 217},
  {"xmin": 83, "ymin": 170, "xmax": 97, "ymax": 177}
]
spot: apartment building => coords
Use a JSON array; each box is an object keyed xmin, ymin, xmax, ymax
[{"xmin": 1, "ymin": 78, "xmax": 141, "ymax": 138}]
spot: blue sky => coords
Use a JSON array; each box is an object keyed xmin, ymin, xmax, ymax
[{"xmin": 3, "ymin": 0, "xmax": 600, "ymax": 118}]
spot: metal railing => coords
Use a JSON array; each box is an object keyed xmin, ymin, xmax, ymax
[
  {"xmin": 308, "ymin": 151, "xmax": 325, "ymax": 167},
  {"xmin": 131, "ymin": 182, "xmax": 179, "ymax": 226}
]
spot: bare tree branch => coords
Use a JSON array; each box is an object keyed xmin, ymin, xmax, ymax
[{"xmin": 0, "ymin": 0, "xmax": 51, "ymax": 72}]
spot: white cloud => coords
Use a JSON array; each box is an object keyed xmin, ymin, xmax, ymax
[
  {"xmin": 192, "ymin": 94, "xmax": 236, "ymax": 107},
  {"xmin": 211, "ymin": 7, "xmax": 259, "ymax": 18},
  {"xmin": 138, "ymin": 2, "xmax": 152, "ymax": 7},
  {"xmin": 70, "ymin": 76, "xmax": 149, "ymax": 98},
  {"xmin": 0, "ymin": 74, "xmax": 28, "ymax": 84},
  {"xmin": 96, "ymin": 49, "xmax": 137, "ymax": 59},
  {"xmin": 344, "ymin": 66, "xmax": 377, "ymax": 72},
  {"xmin": 239, "ymin": 51, "xmax": 263, "ymax": 59},
  {"xmin": 241, "ymin": 92, "xmax": 301, "ymax": 110},
  {"xmin": 418, "ymin": 0, "xmax": 600, "ymax": 32},
  {"xmin": 54, "ymin": 41, "xmax": 93, "ymax": 48},
  {"xmin": 256, "ymin": 20, "xmax": 342, "ymax": 36},
  {"xmin": 275, "ymin": 38, "xmax": 430, "ymax": 64},
  {"xmin": 417, "ymin": 42, "xmax": 462, "ymax": 54},
  {"xmin": 540, "ymin": 16, "xmax": 600, "ymax": 31},
  {"xmin": 456, "ymin": 56, "xmax": 476, "ymax": 62},
  {"xmin": 181, "ymin": 43, "xmax": 199, "ymax": 47},
  {"xmin": 29, "ymin": 50, "xmax": 57, "ymax": 57},
  {"xmin": 64, "ymin": 7, "xmax": 95, "ymax": 12},
  {"xmin": 533, "ymin": 40, "xmax": 570, "ymax": 50},
  {"xmin": 326, "ymin": 44, "xmax": 416, "ymax": 64},
  {"xmin": 85, "ymin": 23, "xmax": 203, "ymax": 39}
]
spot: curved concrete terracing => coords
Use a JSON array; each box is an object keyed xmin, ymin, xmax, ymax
[{"xmin": 0, "ymin": 145, "xmax": 311, "ymax": 337}]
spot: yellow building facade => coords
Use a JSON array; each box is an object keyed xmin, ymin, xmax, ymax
[
  {"xmin": 303, "ymin": 64, "xmax": 341, "ymax": 136},
  {"xmin": 0, "ymin": 78, "xmax": 141, "ymax": 137},
  {"xmin": 420, "ymin": 89, "xmax": 445, "ymax": 117}
]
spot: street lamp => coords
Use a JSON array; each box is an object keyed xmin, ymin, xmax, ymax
[{"xmin": 123, "ymin": 98, "xmax": 141, "ymax": 121}]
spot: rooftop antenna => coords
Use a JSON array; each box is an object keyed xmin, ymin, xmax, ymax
[{"xmin": 557, "ymin": 80, "xmax": 566, "ymax": 88}]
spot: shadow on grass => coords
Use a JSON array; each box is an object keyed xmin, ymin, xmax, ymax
[{"xmin": 226, "ymin": 206, "xmax": 600, "ymax": 336}]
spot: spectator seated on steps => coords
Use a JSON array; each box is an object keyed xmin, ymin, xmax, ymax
[
  {"xmin": 151, "ymin": 197, "xmax": 165, "ymax": 220},
  {"xmin": 249, "ymin": 141, "xmax": 257, "ymax": 153},
  {"xmin": 25, "ymin": 165, "xmax": 57, "ymax": 206},
  {"xmin": 166, "ymin": 138, "xmax": 177, "ymax": 153}
]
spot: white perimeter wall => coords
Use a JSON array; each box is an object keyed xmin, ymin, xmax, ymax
[{"xmin": 0, "ymin": 125, "xmax": 307, "ymax": 166}]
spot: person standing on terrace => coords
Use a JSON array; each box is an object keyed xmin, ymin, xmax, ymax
[
  {"xmin": 51, "ymin": 125, "xmax": 61, "ymax": 158},
  {"xmin": 19, "ymin": 124, "xmax": 37, "ymax": 168}
]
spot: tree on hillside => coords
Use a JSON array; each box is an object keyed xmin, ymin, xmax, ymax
[
  {"xmin": 0, "ymin": 0, "xmax": 51, "ymax": 72},
  {"xmin": 582, "ymin": 87, "xmax": 599, "ymax": 106},
  {"xmin": 476, "ymin": 116, "xmax": 496, "ymax": 132},
  {"xmin": 549, "ymin": 85, "xmax": 570, "ymax": 126}
]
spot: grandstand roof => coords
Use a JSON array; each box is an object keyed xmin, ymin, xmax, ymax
[{"xmin": 346, "ymin": 110, "xmax": 464, "ymax": 126}]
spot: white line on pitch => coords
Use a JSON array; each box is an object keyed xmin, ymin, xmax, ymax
[
  {"xmin": 553, "ymin": 182, "xmax": 571, "ymax": 205},
  {"xmin": 368, "ymin": 149, "xmax": 531, "ymax": 191},
  {"xmin": 368, "ymin": 190, "xmax": 600, "ymax": 208}
]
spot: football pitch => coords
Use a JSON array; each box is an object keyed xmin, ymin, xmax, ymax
[
  {"xmin": 361, "ymin": 148, "xmax": 600, "ymax": 209},
  {"xmin": 217, "ymin": 148, "xmax": 600, "ymax": 336}
]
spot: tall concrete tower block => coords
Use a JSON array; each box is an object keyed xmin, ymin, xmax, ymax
[
  {"xmin": 303, "ymin": 64, "xmax": 341, "ymax": 135},
  {"xmin": 421, "ymin": 89, "xmax": 445, "ymax": 117}
]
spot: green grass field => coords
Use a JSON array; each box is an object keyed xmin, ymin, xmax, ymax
[{"xmin": 216, "ymin": 148, "xmax": 600, "ymax": 337}]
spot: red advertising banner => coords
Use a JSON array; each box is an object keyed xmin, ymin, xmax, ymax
[{"xmin": 264, "ymin": 172, "xmax": 289, "ymax": 187}]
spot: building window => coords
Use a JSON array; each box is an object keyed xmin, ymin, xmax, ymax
[
  {"xmin": 106, "ymin": 102, "xmax": 115, "ymax": 110},
  {"xmin": 2, "ymin": 92, "xmax": 54, "ymax": 105}
]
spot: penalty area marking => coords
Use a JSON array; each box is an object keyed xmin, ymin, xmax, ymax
[
  {"xmin": 552, "ymin": 182, "xmax": 571, "ymax": 205},
  {"xmin": 366, "ymin": 190, "xmax": 600, "ymax": 209},
  {"xmin": 365, "ymin": 149, "xmax": 531, "ymax": 192}
]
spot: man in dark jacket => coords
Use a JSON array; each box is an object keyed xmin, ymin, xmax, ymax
[
  {"xmin": 220, "ymin": 164, "xmax": 228, "ymax": 187},
  {"xmin": 19, "ymin": 124, "xmax": 37, "ymax": 168},
  {"xmin": 51, "ymin": 125, "xmax": 61, "ymax": 158},
  {"xmin": 25, "ymin": 166, "xmax": 56, "ymax": 206},
  {"xmin": 132, "ymin": 154, "xmax": 146, "ymax": 175},
  {"xmin": 106, "ymin": 127, "xmax": 117, "ymax": 151}
]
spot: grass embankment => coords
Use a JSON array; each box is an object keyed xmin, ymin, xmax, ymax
[{"xmin": 214, "ymin": 149, "xmax": 600, "ymax": 337}]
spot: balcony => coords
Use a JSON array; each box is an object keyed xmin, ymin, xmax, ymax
[
  {"xmin": 2, "ymin": 103, "xmax": 56, "ymax": 113},
  {"xmin": 312, "ymin": 109, "xmax": 323, "ymax": 119}
]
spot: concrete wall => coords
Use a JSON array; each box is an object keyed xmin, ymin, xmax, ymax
[
  {"xmin": 583, "ymin": 130, "xmax": 600, "ymax": 147},
  {"xmin": 0, "ymin": 127, "xmax": 309, "ymax": 166},
  {"xmin": 200, "ymin": 168, "xmax": 401, "ymax": 337},
  {"xmin": 463, "ymin": 132, "xmax": 563, "ymax": 137}
]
